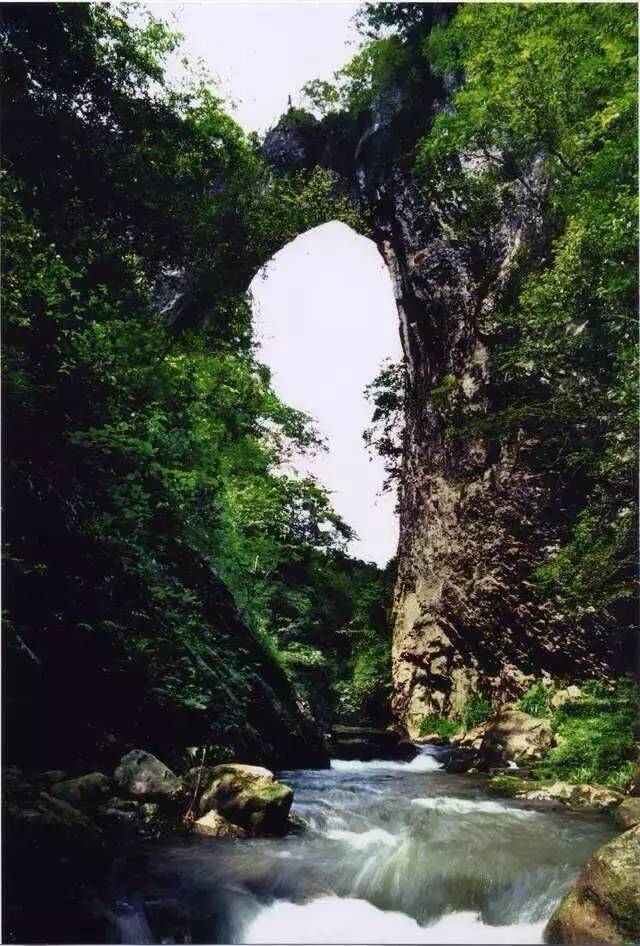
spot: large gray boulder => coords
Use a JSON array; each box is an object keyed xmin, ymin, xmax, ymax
[
  {"xmin": 477, "ymin": 708, "xmax": 554, "ymax": 768},
  {"xmin": 114, "ymin": 750, "xmax": 184, "ymax": 805},
  {"xmin": 545, "ymin": 826, "xmax": 640, "ymax": 944},
  {"xmin": 186, "ymin": 763, "xmax": 293, "ymax": 835}
]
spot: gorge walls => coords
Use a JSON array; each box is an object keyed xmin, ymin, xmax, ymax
[{"xmin": 263, "ymin": 21, "xmax": 632, "ymax": 736}]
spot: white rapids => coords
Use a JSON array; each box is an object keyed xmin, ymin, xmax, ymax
[{"xmin": 130, "ymin": 744, "xmax": 615, "ymax": 945}]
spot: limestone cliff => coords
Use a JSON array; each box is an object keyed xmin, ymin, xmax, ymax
[{"xmin": 264, "ymin": 37, "xmax": 631, "ymax": 736}]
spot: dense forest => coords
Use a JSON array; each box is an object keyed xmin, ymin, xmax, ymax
[
  {"xmin": 3, "ymin": 3, "xmax": 394, "ymax": 772},
  {"xmin": 2, "ymin": 4, "xmax": 639, "ymax": 946},
  {"xmin": 3, "ymin": 0, "xmax": 637, "ymax": 775}
]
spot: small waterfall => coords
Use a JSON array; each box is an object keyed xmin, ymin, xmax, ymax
[{"xmin": 105, "ymin": 743, "xmax": 614, "ymax": 945}]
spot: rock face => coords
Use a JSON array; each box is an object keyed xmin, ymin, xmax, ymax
[
  {"xmin": 187, "ymin": 763, "xmax": 293, "ymax": 835},
  {"xmin": 545, "ymin": 826, "xmax": 640, "ymax": 945},
  {"xmin": 114, "ymin": 750, "xmax": 185, "ymax": 804},
  {"xmin": 476, "ymin": 709, "xmax": 554, "ymax": 768},
  {"xmin": 263, "ymin": 11, "xmax": 630, "ymax": 735}
]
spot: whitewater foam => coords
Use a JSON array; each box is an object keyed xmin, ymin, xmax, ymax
[
  {"xmin": 411, "ymin": 795, "xmax": 541, "ymax": 818},
  {"xmin": 331, "ymin": 750, "xmax": 441, "ymax": 774},
  {"xmin": 325, "ymin": 827, "xmax": 397, "ymax": 850},
  {"xmin": 243, "ymin": 895, "xmax": 545, "ymax": 944}
]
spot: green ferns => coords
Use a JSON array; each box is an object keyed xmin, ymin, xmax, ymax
[
  {"xmin": 419, "ymin": 694, "xmax": 492, "ymax": 740},
  {"xmin": 518, "ymin": 679, "xmax": 638, "ymax": 789}
]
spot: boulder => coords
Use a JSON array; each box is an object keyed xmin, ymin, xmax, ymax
[
  {"xmin": 329, "ymin": 726, "xmax": 417, "ymax": 761},
  {"xmin": 613, "ymin": 797, "xmax": 640, "ymax": 830},
  {"xmin": 477, "ymin": 709, "xmax": 553, "ymax": 769},
  {"xmin": 114, "ymin": 750, "xmax": 184, "ymax": 805},
  {"xmin": 187, "ymin": 763, "xmax": 293, "ymax": 835},
  {"xmin": 51, "ymin": 773, "xmax": 111, "ymax": 812},
  {"xmin": 11, "ymin": 791, "xmax": 102, "ymax": 841},
  {"xmin": 450, "ymin": 723, "xmax": 487, "ymax": 751},
  {"xmin": 192, "ymin": 810, "xmax": 247, "ymax": 838},
  {"xmin": 545, "ymin": 826, "xmax": 640, "ymax": 944},
  {"xmin": 521, "ymin": 782, "xmax": 623, "ymax": 811},
  {"xmin": 550, "ymin": 685, "xmax": 582, "ymax": 709},
  {"xmin": 486, "ymin": 775, "xmax": 533, "ymax": 798},
  {"xmin": 487, "ymin": 776, "xmax": 624, "ymax": 811}
]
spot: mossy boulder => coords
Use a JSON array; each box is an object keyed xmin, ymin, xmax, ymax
[
  {"xmin": 613, "ymin": 797, "xmax": 640, "ymax": 830},
  {"xmin": 478, "ymin": 709, "xmax": 554, "ymax": 769},
  {"xmin": 522, "ymin": 782, "xmax": 623, "ymax": 811},
  {"xmin": 485, "ymin": 775, "xmax": 533, "ymax": 798},
  {"xmin": 545, "ymin": 826, "xmax": 640, "ymax": 944},
  {"xmin": 186, "ymin": 763, "xmax": 293, "ymax": 835},
  {"xmin": 486, "ymin": 776, "xmax": 624, "ymax": 812}
]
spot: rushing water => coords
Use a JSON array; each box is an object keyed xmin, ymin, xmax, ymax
[{"xmin": 110, "ymin": 747, "xmax": 614, "ymax": 944}]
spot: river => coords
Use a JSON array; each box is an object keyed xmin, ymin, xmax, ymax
[{"xmin": 110, "ymin": 746, "xmax": 614, "ymax": 944}]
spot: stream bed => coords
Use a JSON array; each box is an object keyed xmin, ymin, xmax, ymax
[{"xmin": 110, "ymin": 746, "xmax": 614, "ymax": 944}]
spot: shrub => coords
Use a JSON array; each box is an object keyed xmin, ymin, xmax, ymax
[
  {"xmin": 461, "ymin": 695, "xmax": 492, "ymax": 730},
  {"xmin": 534, "ymin": 677, "xmax": 639, "ymax": 789},
  {"xmin": 419, "ymin": 715, "xmax": 460, "ymax": 740},
  {"xmin": 518, "ymin": 681, "xmax": 554, "ymax": 718}
]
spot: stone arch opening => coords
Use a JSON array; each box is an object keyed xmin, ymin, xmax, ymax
[{"xmin": 250, "ymin": 220, "xmax": 400, "ymax": 566}]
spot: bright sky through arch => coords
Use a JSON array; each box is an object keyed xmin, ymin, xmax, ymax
[
  {"xmin": 145, "ymin": 2, "xmax": 402, "ymax": 564},
  {"xmin": 251, "ymin": 223, "xmax": 401, "ymax": 566}
]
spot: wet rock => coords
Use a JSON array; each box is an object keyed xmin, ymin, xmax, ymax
[
  {"xmin": 442, "ymin": 747, "xmax": 478, "ymax": 774},
  {"xmin": 192, "ymin": 809, "xmax": 247, "ymax": 838},
  {"xmin": 286, "ymin": 813, "xmax": 309, "ymax": 834},
  {"xmin": 477, "ymin": 709, "xmax": 553, "ymax": 768},
  {"xmin": 3, "ymin": 783, "xmax": 110, "ymax": 944},
  {"xmin": 51, "ymin": 772, "xmax": 112, "ymax": 812},
  {"xmin": 329, "ymin": 726, "xmax": 417, "ymax": 761},
  {"xmin": 486, "ymin": 775, "xmax": 624, "ymax": 811},
  {"xmin": 613, "ymin": 797, "xmax": 640, "ymax": 830},
  {"xmin": 187, "ymin": 763, "xmax": 293, "ymax": 835},
  {"xmin": 545, "ymin": 826, "xmax": 640, "ymax": 944},
  {"xmin": 486, "ymin": 775, "xmax": 532, "ymax": 798},
  {"xmin": 40, "ymin": 769, "xmax": 69, "ymax": 786},
  {"xmin": 114, "ymin": 750, "xmax": 185, "ymax": 805},
  {"xmin": 144, "ymin": 897, "xmax": 191, "ymax": 944},
  {"xmin": 520, "ymin": 782, "xmax": 623, "ymax": 811}
]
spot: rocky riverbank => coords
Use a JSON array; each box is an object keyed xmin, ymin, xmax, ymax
[
  {"xmin": 426, "ymin": 693, "xmax": 640, "ymax": 945},
  {"xmin": 3, "ymin": 750, "xmax": 300, "ymax": 943}
]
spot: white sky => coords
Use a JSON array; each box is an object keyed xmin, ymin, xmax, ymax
[
  {"xmin": 148, "ymin": 1, "xmax": 361, "ymax": 133},
  {"xmin": 146, "ymin": 2, "xmax": 402, "ymax": 565},
  {"xmin": 252, "ymin": 223, "xmax": 401, "ymax": 566}
]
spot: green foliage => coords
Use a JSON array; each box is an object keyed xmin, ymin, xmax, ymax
[
  {"xmin": 302, "ymin": 34, "xmax": 412, "ymax": 118},
  {"xmin": 412, "ymin": 3, "xmax": 638, "ymax": 632},
  {"xmin": 461, "ymin": 695, "xmax": 492, "ymax": 731},
  {"xmin": 363, "ymin": 360, "xmax": 406, "ymax": 490},
  {"xmin": 2, "ymin": 2, "xmax": 387, "ymax": 764},
  {"xmin": 517, "ymin": 682, "xmax": 554, "ymax": 718},
  {"xmin": 418, "ymin": 715, "xmax": 460, "ymax": 740},
  {"xmin": 535, "ymin": 678, "xmax": 639, "ymax": 790}
]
